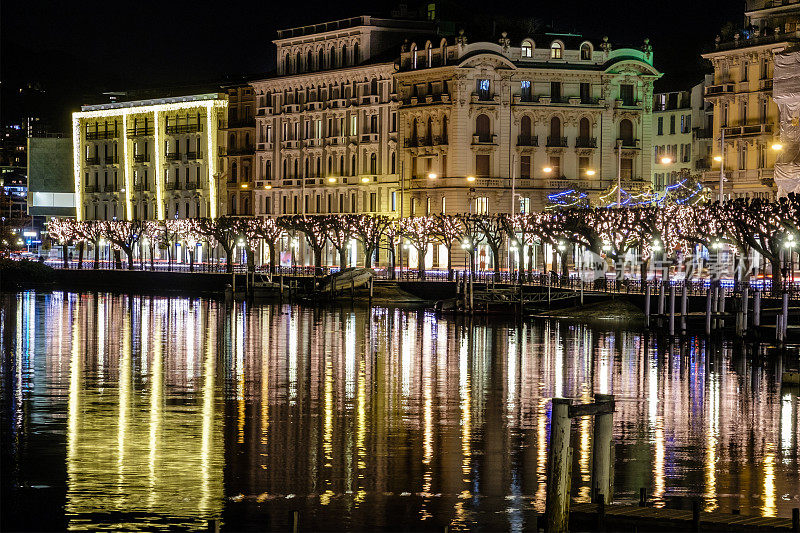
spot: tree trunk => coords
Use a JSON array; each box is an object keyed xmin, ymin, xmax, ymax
[
  {"xmin": 417, "ymin": 247, "xmax": 426, "ymax": 280},
  {"xmin": 338, "ymin": 248, "xmax": 347, "ymax": 270},
  {"xmin": 124, "ymin": 246, "xmax": 135, "ymax": 269},
  {"xmin": 62, "ymin": 244, "xmax": 69, "ymax": 269},
  {"xmin": 770, "ymin": 256, "xmax": 783, "ymax": 296},
  {"xmin": 93, "ymin": 240, "xmax": 101, "ymax": 269},
  {"xmin": 314, "ymin": 247, "xmax": 323, "ymax": 277},
  {"xmin": 268, "ymin": 242, "xmax": 277, "ymax": 274},
  {"xmin": 389, "ymin": 245, "xmax": 396, "ymax": 280},
  {"xmin": 77, "ymin": 242, "xmax": 84, "ymax": 269},
  {"xmin": 446, "ymin": 244, "xmax": 453, "ymax": 281},
  {"xmin": 223, "ymin": 244, "xmax": 234, "ymax": 273},
  {"xmin": 491, "ymin": 244, "xmax": 501, "ymax": 276},
  {"xmin": 364, "ymin": 245, "xmax": 374, "ymax": 269},
  {"xmin": 527, "ymin": 243, "xmax": 534, "ymax": 282}
]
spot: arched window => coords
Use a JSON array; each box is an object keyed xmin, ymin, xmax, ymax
[
  {"xmin": 411, "ymin": 44, "xmax": 418, "ymax": 69},
  {"xmin": 580, "ymin": 43, "xmax": 592, "ymax": 60},
  {"xmin": 341, "ymin": 44, "xmax": 348, "ymax": 66},
  {"xmin": 329, "ymin": 46, "xmax": 336, "ymax": 68},
  {"xmin": 284, "ymin": 54, "xmax": 290, "ymax": 73},
  {"xmin": 549, "ymin": 117, "xmax": 562, "ymax": 145},
  {"xmin": 620, "ymin": 119, "xmax": 634, "ymax": 146},
  {"xmin": 229, "ymin": 133, "xmax": 236, "ymax": 148},
  {"xmin": 579, "ymin": 117, "xmax": 590, "ymax": 142},
  {"xmin": 339, "ymin": 155, "xmax": 344, "ymax": 174},
  {"xmin": 475, "ymin": 113, "xmax": 491, "ymax": 142},
  {"xmin": 521, "ymin": 39, "xmax": 533, "ymax": 58},
  {"xmin": 328, "ymin": 155, "xmax": 332, "ymax": 173},
  {"xmin": 243, "ymin": 197, "xmax": 250, "ymax": 215},
  {"xmin": 442, "ymin": 116, "xmax": 448, "ymax": 142},
  {"xmin": 412, "ymin": 117, "xmax": 419, "ymax": 143},
  {"xmin": 550, "ymin": 41, "xmax": 563, "ymax": 59},
  {"xmin": 520, "ymin": 115, "xmax": 532, "ymax": 144},
  {"xmin": 426, "ymin": 43, "xmax": 432, "ymax": 66},
  {"xmin": 370, "ymin": 153, "xmax": 377, "ymax": 174},
  {"xmin": 370, "ymin": 77, "xmax": 378, "ymax": 95},
  {"xmin": 230, "ymin": 194, "xmax": 237, "ymax": 215},
  {"xmin": 296, "ymin": 51, "xmax": 302, "ymax": 72},
  {"xmin": 353, "ymin": 42, "xmax": 360, "ymax": 64},
  {"xmin": 307, "ymin": 50, "xmax": 313, "ymax": 70},
  {"xmin": 245, "ymin": 132, "xmax": 250, "ymax": 146},
  {"xmin": 318, "ymin": 48, "xmax": 325, "ymax": 69},
  {"xmin": 231, "ymin": 162, "xmax": 238, "ymax": 180},
  {"xmin": 351, "ymin": 154, "xmax": 357, "ymax": 176},
  {"xmin": 426, "ymin": 116, "xmax": 433, "ymax": 144}
]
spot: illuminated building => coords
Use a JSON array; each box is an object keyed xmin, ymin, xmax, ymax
[
  {"xmin": 249, "ymin": 16, "xmax": 432, "ymax": 218},
  {"xmin": 221, "ymin": 85, "xmax": 256, "ymax": 215},
  {"xmin": 394, "ymin": 31, "xmax": 661, "ymax": 216},
  {"xmin": 72, "ymin": 93, "xmax": 227, "ymax": 221},
  {"xmin": 652, "ymin": 76, "xmax": 714, "ymax": 191},
  {"xmin": 701, "ymin": 0, "xmax": 800, "ymax": 200},
  {"xmin": 27, "ymin": 136, "xmax": 76, "ymax": 219},
  {"xmin": 773, "ymin": 47, "xmax": 800, "ymax": 195}
]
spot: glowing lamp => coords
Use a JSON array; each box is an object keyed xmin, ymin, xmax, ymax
[
  {"xmin": 361, "ymin": 177, "xmax": 370, "ymax": 183},
  {"xmin": 772, "ymin": 143, "xmax": 783, "ymax": 151},
  {"xmin": 327, "ymin": 177, "xmax": 336, "ymax": 183},
  {"xmin": 585, "ymin": 169, "xmax": 596, "ymax": 176},
  {"xmin": 713, "ymin": 155, "xmax": 723, "ymax": 162},
  {"xmin": 660, "ymin": 156, "xmax": 673, "ymax": 165},
  {"xmin": 543, "ymin": 166, "xmax": 553, "ymax": 173},
  {"xmin": 466, "ymin": 175, "xmax": 476, "ymax": 182},
  {"xmin": 264, "ymin": 184, "xmax": 272, "ymax": 190},
  {"xmin": 427, "ymin": 173, "xmax": 437, "ymax": 180}
]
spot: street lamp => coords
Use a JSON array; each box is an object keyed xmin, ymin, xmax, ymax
[
  {"xmin": 543, "ymin": 166, "xmax": 553, "ymax": 174},
  {"xmin": 466, "ymin": 175, "xmax": 476, "ymax": 182},
  {"xmin": 585, "ymin": 169, "xmax": 596, "ymax": 176},
  {"xmin": 327, "ymin": 177, "xmax": 337, "ymax": 184},
  {"xmin": 427, "ymin": 172, "xmax": 437, "ymax": 180},
  {"xmin": 772, "ymin": 142, "xmax": 784, "ymax": 152},
  {"xmin": 660, "ymin": 156, "xmax": 673, "ymax": 165}
]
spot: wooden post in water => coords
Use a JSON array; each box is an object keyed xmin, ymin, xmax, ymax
[
  {"xmin": 644, "ymin": 284, "xmax": 651, "ymax": 327},
  {"xmin": 705, "ymin": 286, "xmax": 713, "ymax": 335},
  {"xmin": 681, "ymin": 283, "xmax": 688, "ymax": 334},
  {"xmin": 754, "ymin": 289, "xmax": 761, "ymax": 326},
  {"xmin": 545, "ymin": 398, "xmax": 573, "ymax": 533},
  {"xmin": 207, "ymin": 519, "xmax": 220, "ymax": 533},
  {"xmin": 782, "ymin": 292, "xmax": 789, "ymax": 340},
  {"xmin": 658, "ymin": 281, "xmax": 666, "ymax": 325},
  {"xmin": 741, "ymin": 286, "xmax": 749, "ymax": 334},
  {"xmin": 669, "ymin": 285, "xmax": 676, "ymax": 337},
  {"xmin": 719, "ymin": 285, "xmax": 726, "ymax": 330},
  {"xmin": 290, "ymin": 510, "xmax": 299, "ymax": 533},
  {"xmin": 591, "ymin": 393, "xmax": 614, "ymax": 503}
]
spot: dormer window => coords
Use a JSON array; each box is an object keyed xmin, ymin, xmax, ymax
[
  {"xmin": 580, "ymin": 43, "xmax": 592, "ymax": 60},
  {"xmin": 477, "ymin": 79, "xmax": 491, "ymax": 100},
  {"xmin": 411, "ymin": 44, "xmax": 418, "ymax": 69},
  {"xmin": 550, "ymin": 41, "xmax": 563, "ymax": 59},
  {"xmin": 521, "ymin": 39, "xmax": 533, "ymax": 58}
]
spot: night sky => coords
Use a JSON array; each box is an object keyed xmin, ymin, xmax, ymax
[{"xmin": 2, "ymin": 0, "xmax": 743, "ymax": 131}]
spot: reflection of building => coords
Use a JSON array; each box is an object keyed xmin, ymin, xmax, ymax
[
  {"xmin": 395, "ymin": 32, "xmax": 660, "ymax": 215},
  {"xmin": 27, "ymin": 136, "xmax": 75, "ymax": 219},
  {"xmin": 701, "ymin": 0, "xmax": 800, "ymax": 200},
  {"xmin": 72, "ymin": 93, "xmax": 227, "ymax": 221},
  {"xmin": 652, "ymin": 76, "xmax": 714, "ymax": 191},
  {"xmin": 773, "ymin": 48, "xmax": 800, "ymax": 194},
  {"xmin": 221, "ymin": 85, "xmax": 256, "ymax": 215},
  {"xmin": 250, "ymin": 16, "xmax": 432, "ymax": 217}
]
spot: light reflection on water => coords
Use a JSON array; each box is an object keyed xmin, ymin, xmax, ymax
[{"xmin": 1, "ymin": 291, "xmax": 798, "ymax": 532}]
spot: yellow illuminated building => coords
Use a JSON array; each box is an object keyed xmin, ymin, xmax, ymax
[{"xmin": 72, "ymin": 93, "xmax": 228, "ymax": 221}]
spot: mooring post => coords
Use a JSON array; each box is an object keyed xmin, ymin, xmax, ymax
[
  {"xmin": 592, "ymin": 393, "xmax": 614, "ymax": 503},
  {"xmin": 754, "ymin": 289, "xmax": 761, "ymax": 326},
  {"xmin": 369, "ymin": 276, "xmax": 374, "ymax": 301},
  {"xmin": 596, "ymin": 494, "xmax": 606, "ymax": 531},
  {"xmin": 645, "ymin": 283, "xmax": 652, "ymax": 327},
  {"xmin": 782, "ymin": 292, "xmax": 789, "ymax": 340},
  {"xmin": 639, "ymin": 487, "xmax": 648, "ymax": 507},
  {"xmin": 777, "ymin": 313, "xmax": 784, "ymax": 343},
  {"xmin": 681, "ymin": 283, "xmax": 688, "ymax": 334},
  {"xmin": 658, "ymin": 281, "xmax": 666, "ymax": 324},
  {"xmin": 669, "ymin": 285, "xmax": 676, "ymax": 337},
  {"xmin": 207, "ymin": 519, "xmax": 220, "ymax": 533},
  {"xmin": 290, "ymin": 510, "xmax": 299, "ymax": 533},
  {"xmin": 741, "ymin": 286, "xmax": 749, "ymax": 333},
  {"xmin": 691, "ymin": 500, "xmax": 700, "ymax": 532},
  {"xmin": 705, "ymin": 286, "xmax": 712, "ymax": 335},
  {"xmin": 545, "ymin": 398, "xmax": 573, "ymax": 533},
  {"xmin": 791, "ymin": 507, "xmax": 799, "ymax": 532}
]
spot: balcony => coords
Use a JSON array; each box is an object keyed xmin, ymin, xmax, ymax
[
  {"xmin": 360, "ymin": 133, "xmax": 379, "ymax": 143},
  {"xmin": 103, "ymin": 185, "xmax": 116, "ymax": 193},
  {"xmin": 84, "ymin": 156, "xmax": 101, "ymax": 165},
  {"xmin": 185, "ymin": 181, "xmax": 198, "ymax": 190},
  {"xmin": 166, "ymin": 123, "xmax": 203, "ymax": 134},
  {"xmin": 166, "ymin": 152, "xmax": 181, "ymax": 161},
  {"xmin": 517, "ymin": 135, "xmax": 538, "ymax": 147},
  {"xmin": 84, "ymin": 184, "xmax": 96, "ymax": 193},
  {"xmin": 185, "ymin": 151, "xmax": 203, "ymax": 160},
  {"xmin": 133, "ymin": 183, "xmax": 147, "ymax": 192},
  {"xmin": 104, "ymin": 155, "xmax": 119, "ymax": 164},
  {"xmin": 575, "ymin": 137, "xmax": 597, "ymax": 148},
  {"xmin": 722, "ymin": 123, "xmax": 773, "ymax": 138},
  {"xmin": 165, "ymin": 181, "xmax": 178, "ymax": 191},
  {"xmin": 134, "ymin": 153, "xmax": 150, "ymax": 163},
  {"xmin": 85, "ymin": 129, "xmax": 118, "ymax": 140},
  {"xmin": 126, "ymin": 127, "xmax": 154, "ymax": 137},
  {"xmin": 546, "ymin": 136, "xmax": 568, "ymax": 148},
  {"xmin": 282, "ymin": 104, "xmax": 300, "ymax": 114},
  {"xmin": 618, "ymin": 138, "xmax": 640, "ymax": 149},
  {"xmin": 472, "ymin": 134, "xmax": 497, "ymax": 144},
  {"xmin": 360, "ymin": 95, "xmax": 379, "ymax": 105},
  {"xmin": 704, "ymin": 84, "xmax": 735, "ymax": 97},
  {"xmin": 227, "ymin": 145, "xmax": 255, "ymax": 156},
  {"xmin": 760, "ymin": 79, "xmax": 773, "ymax": 91}
]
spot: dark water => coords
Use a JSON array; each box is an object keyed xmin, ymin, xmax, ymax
[{"xmin": 1, "ymin": 291, "xmax": 798, "ymax": 532}]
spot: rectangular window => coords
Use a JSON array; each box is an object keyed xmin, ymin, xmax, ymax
[
  {"xmin": 550, "ymin": 81, "xmax": 561, "ymax": 103},
  {"xmin": 669, "ymin": 115, "xmax": 676, "ymax": 135},
  {"xmin": 520, "ymin": 155, "xmax": 531, "ymax": 178},
  {"xmin": 580, "ymin": 82, "xmax": 591, "ymax": 104},
  {"xmin": 578, "ymin": 156, "xmax": 590, "ymax": 177},
  {"xmin": 391, "ymin": 191, "xmax": 397, "ymax": 211},
  {"xmin": 621, "ymin": 158, "xmax": 633, "ymax": 179},
  {"xmin": 350, "ymin": 115, "xmax": 358, "ymax": 136},
  {"xmin": 549, "ymin": 156, "xmax": 561, "ymax": 177},
  {"xmin": 473, "ymin": 196, "xmax": 489, "ymax": 215},
  {"xmin": 477, "ymin": 79, "xmax": 490, "ymax": 100},
  {"xmin": 620, "ymin": 84, "xmax": 634, "ymax": 106},
  {"xmin": 657, "ymin": 117, "xmax": 663, "ymax": 135},
  {"xmin": 441, "ymin": 196, "xmax": 446, "ymax": 214},
  {"xmin": 476, "ymin": 154, "xmax": 490, "ymax": 177},
  {"xmin": 521, "ymin": 80, "xmax": 532, "ymax": 102},
  {"xmin": 369, "ymin": 192, "xmax": 377, "ymax": 212},
  {"xmin": 519, "ymin": 197, "xmax": 530, "ymax": 214}
]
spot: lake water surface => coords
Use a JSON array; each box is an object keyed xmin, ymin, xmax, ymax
[{"xmin": 1, "ymin": 291, "xmax": 798, "ymax": 531}]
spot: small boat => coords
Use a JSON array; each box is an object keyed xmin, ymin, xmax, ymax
[{"xmin": 319, "ymin": 267, "xmax": 373, "ymax": 293}]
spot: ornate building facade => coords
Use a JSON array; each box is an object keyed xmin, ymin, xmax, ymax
[
  {"xmin": 221, "ymin": 85, "xmax": 256, "ymax": 215},
  {"xmin": 250, "ymin": 16, "xmax": 432, "ymax": 219},
  {"xmin": 394, "ymin": 32, "xmax": 660, "ymax": 215},
  {"xmin": 701, "ymin": 0, "xmax": 800, "ymax": 200},
  {"xmin": 72, "ymin": 93, "xmax": 227, "ymax": 221}
]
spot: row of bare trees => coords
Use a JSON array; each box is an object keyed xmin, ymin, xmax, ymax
[{"xmin": 45, "ymin": 194, "xmax": 800, "ymax": 290}]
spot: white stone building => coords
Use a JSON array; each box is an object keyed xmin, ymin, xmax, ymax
[
  {"xmin": 395, "ymin": 31, "xmax": 661, "ymax": 216},
  {"xmin": 72, "ymin": 93, "xmax": 227, "ymax": 221},
  {"xmin": 250, "ymin": 16, "xmax": 432, "ymax": 219},
  {"xmin": 652, "ymin": 76, "xmax": 714, "ymax": 191}
]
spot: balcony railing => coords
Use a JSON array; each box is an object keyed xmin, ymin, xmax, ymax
[
  {"xmin": 722, "ymin": 123, "xmax": 773, "ymax": 137},
  {"xmin": 618, "ymin": 138, "xmax": 640, "ymax": 148},
  {"xmin": 472, "ymin": 134, "xmax": 496, "ymax": 144},
  {"xmin": 126, "ymin": 127, "xmax": 154, "ymax": 137},
  {"xmin": 517, "ymin": 135, "xmax": 538, "ymax": 147},
  {"xmin": 185, "ymin": 181, "xmax": 198, "ymax": 190},
  {"xmin": 224, "ymin": 119, "xmax": 254, "ymax": 129},
  {"xmin": 704, "ymin": 83, "xmax": 735, "ymax": 97},
  {"xmin": 85, "ymin": 130, "xmax": 118, "ymax": 140},
  {"xmin": 103, "ymin": 185, "xmax": 116, "ymax": 193},
  {"xmin": 84, "ymin": 157, "xmax": 100, "ymax": 165},
  {"xmin": 84, "ymin": 184, "xmax": 96, "ymax": 193},
  {"xmin": 166, "ymin": 152, "xmax": 181, "ymax": 161},
  {"xmin": 105, "ymin": 155, "xmax": 119, "ymax": 164},
  {"xmin": 134, "ymin": 183, "xmax": 146, "ymax": 192},
  {"xmin": 134, "ymin": 154, "xmax": 150, "ymax": 163},
  {"xmin": 575, "ymin": 137, "xmax": 597, "ymax": 148},
  {"xmin": 165, "ymin": 181, "xmax": 179, "ymax": 191},
  {"xmin": 166, "ymin": 123, "xmax": 203, "ymax": 134},
  {"xmin": 546, "ymin": 136, "xmax": 568, "ymax": 147},
  {"xmin": 226, "ymin": 146, "xmax": 255, "ymax": 156}
]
